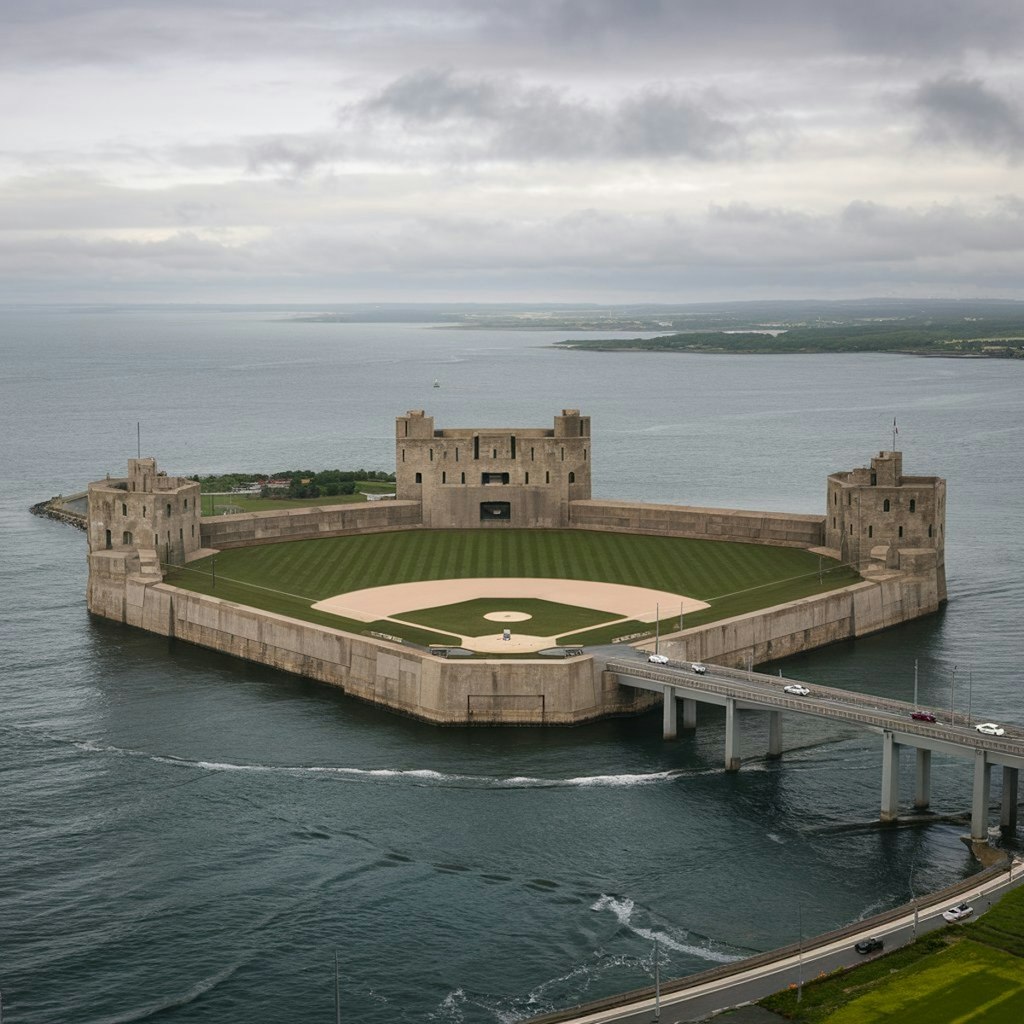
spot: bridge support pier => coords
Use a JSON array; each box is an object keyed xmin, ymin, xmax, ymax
[
  {"xmin": 767, "ymin": 711, "xmax": 782, "ymax": 759},
  {"xmin": 972, "ymin": 750, "xmax": 991, "ymax": 841},
  {"xmin": 880, "ymin": 731, "xmax": 901, "ymax": 822},
  {"xmin": 725, "ymin": 698, "xmax": 741, "ymax": 772},
  {"xmin": 914, "ymin": 748, "xmax": 931, "ymax": 810},
  {"xmin": 662, "ymin": 687, "xmax": 677, "ymax": 740},
  {"xmin": 682, "ymin": 698, "xmax": 697, "ymax": 731},
  {"xmin": 1001, "ymin": 766, "xmax": 1018, "ymax": 832}
]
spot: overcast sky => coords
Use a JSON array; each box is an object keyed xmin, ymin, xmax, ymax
[{"xmin": 3, "ymin": 0, "xmax": 1024, "ymax": 303}]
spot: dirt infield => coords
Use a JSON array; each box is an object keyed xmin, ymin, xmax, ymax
[
  {"xmin": 312, "ymin": 577, "xmax": 709, "ymax": 622},
  {"xmin": 311, "ymin": 578, "xmax": 709, "ymax": 654}
]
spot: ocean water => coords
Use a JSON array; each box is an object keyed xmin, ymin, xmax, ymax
[{"xmin": 1, "ymin": 306, "xmax": 1022, "ymax": 1023}]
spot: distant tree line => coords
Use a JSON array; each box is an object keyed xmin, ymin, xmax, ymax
[{"xmin": 192, "ymin": 469, "xmax": 395, "ymax": 498}]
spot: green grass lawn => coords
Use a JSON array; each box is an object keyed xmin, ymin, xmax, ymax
[
  {"xmin": 201, "ymin": 483, "xmax": 394, "ymax": 515},
  {"xmin": 164, "ymin": 529, "xmax": 858, "ymax": 650},
  {"xmin": 760, "ymin": 881, "xmax": 1024, "ymax": 1023}
]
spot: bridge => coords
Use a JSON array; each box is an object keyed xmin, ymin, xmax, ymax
[{"xmin": 605, "ymin": 656, "xmax": 1023, "ymax": 841}]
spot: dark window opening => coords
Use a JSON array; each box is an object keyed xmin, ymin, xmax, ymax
[
  {"xmin": 583, "ymin": 448, "xmax": 587, "ymax": 460},
  {"xmin": 909, "ymin": 499, "xmax": 916, "ymax": 512},
  {"xmin": 105, "ymin": 529, "xmax": 112, "ymax": 550},
  {"xmin": 510, "ymin": 435, "xmax": 516, "ymax": 459},
  {"xmin": 166, "ymin": 503, "xmax": 171, "ymax": 516},
  {"xmin": 402, "ymin": 448, "xmax": 405, "ymax": 462},
  {"xmin": 122, "ymin": 502, "xmax": 127, "ymax": 516},
  {"xmin": 832, "ymin": 517, "xmax": 836, "ymax": 528},
  {"xmin": 191, "ymin": 524, "xmax": 195, "ymax": 538},
  {"xmin": 898, "ymin": 526, "xmax": 903, "ymax": 538},
  {"xmin": 883, "ymin": 499, "xmax": 890, "ymax": 512},
  {"xmin": 545, "ymin": 471, "xmax": 550, "ymax": 484},
  {"xmin": 179, "ymin": 528, "xmax": 183, "ymax": 540},
  {"xmin": 870, "ymin": 473, "xmax": 877, "ymax": 486},
  {"xmin": 561, "ymin": 447, "xmax": 565, "ymax": 461},
  {"xmin": 473, "ymin": 436, "xmax": 480, "ymax": 460},
  {"xmin": 850, "ymin": 524, "xmax": 853, "ymax": 535},
  {"xmin": 928, "ymin": 524, "xmax": 933, "ymax": 538},
  {"xmin": 530, "ymin": 447, "xmax": 535, "ymax": 461},
  {"xmin": 460, "ymin": 472, "xmax": 465, "ymax": 484},
  {"xmin": 525, "ymin": 472, "xmax": 529, "ymax": 484},
  {"xmin": 482, "ymin": 472, "xmax": 510, "ymax": 485},
  {"xmin": 455, "ymin": 448, "xmax": 459, "ymax": 462},
  {"xmin": 442, "ymin": 471, "xmax": 446, "ymax": 483},
  {"xmin": 480, "ymin": 501, "xmax": 511, "ymax": 521},
  {"xmin": 568, "ymin": 472, "xmax": 575, "ymax": 483},
  {"xmin": 184, "ymin": 498, "xmax": 188, "ymax": 510},
  {"xmin": 429, "ymin": 448, "xmax": 433, "ymax": 461},
  {"xmin": 415, "ymin": 472, "xmax": 422, "ymax": 484},
  {"xmin": 492, "ymin": 448, "xmax": 497, "ymax": 459},
  {"xmin": 122, "ymin": 531, "xmax": 133, "ymax": 545},
  {"xmin": 868, "ymin": 525, "xmax": 873, "ymax": 538},
  {"xmin": 142, "ymin": 505, "xmax": 147, "ymax": 517}
]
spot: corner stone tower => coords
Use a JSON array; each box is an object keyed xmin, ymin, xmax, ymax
[
  {"xmin": 87, "ymin": 458, "xmax": 202, "ymax": 602},
  {"xmin": 825, "ymin": 450, "xmax": 946, "ymax": 601},
  {"xmin": 395, "ymin": 409, "xmax": 592, "ymax": 528}
]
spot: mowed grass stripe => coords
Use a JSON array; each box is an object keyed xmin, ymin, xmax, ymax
[{"xmin": 167, "ymin": 529, "xmax": 858, "ymax": 644}]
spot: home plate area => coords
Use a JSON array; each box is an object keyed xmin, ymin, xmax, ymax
[{"xmin": 311, "ymin": 578, "xmax": 709, "ymax": 654}]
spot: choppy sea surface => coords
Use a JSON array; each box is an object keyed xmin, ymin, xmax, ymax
[{"xmin": 1, "ymin": 306, "xmax": 1022, "ymax": 1023}]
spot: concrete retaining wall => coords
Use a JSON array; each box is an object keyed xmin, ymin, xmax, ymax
[
  {"xmin": 200, "ymin": 500, "xmax": 422, "ymax": 548},
  {"xmin": 87, "ymin": 575, "xmax": 657, "ymax": 725},
  {"xmin": 659, "ymin": 564, "xmax": 943, "ymax": 669},
  {"xmin": 86, "ymin": 556, "xmax": 942, "ymax": 725},
  {"xmin": 569, "ymin": 499, "xmax": 824, "ymax": 548}
]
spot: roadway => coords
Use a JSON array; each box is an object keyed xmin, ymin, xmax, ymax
[
  {"xmin": 601, "ymin": 653, "xmax": 1024, "ymax": 770},
  {"xmin": 526, "ymin": 860, "xmax": 1024, "ymax": 1024}
]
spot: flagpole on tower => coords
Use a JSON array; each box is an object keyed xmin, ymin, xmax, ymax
[{"xmin": 892, "ymin": 417, "xmax": 898, "ymax": 451}]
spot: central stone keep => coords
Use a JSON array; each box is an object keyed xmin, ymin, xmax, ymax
[{"xmin": 396, "ymin": 409, "xmax": 591, "ymax": 528}]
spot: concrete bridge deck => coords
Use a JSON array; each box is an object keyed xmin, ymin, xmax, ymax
[{"xmin": 606, "ymin": 656, "xmax": 1022, "ymax": 839}]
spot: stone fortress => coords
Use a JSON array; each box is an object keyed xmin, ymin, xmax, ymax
[{"xmin": 85, "ymin": 411, "xmax": 947, "ymax": 725}]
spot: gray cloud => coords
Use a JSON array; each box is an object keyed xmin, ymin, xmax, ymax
[
  {"xmin": 355, "ymin": 70, "xmax": 751, "ymax": 161},
  {"xmin": 912, "ymin": 75, "xmax": 1024, "ymax": 157}
]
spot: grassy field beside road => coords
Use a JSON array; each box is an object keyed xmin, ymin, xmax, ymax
[
  {"xmin": 164, "ymin": 529, "xmax": 857, "ymax": 649},
  {"xmin": 760, "ymin": 881, "xmax": 1024, "ymax": 1022}
]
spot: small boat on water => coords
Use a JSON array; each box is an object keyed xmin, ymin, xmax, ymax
[{"xmin": 433, "ymin": 378, "xmax": 440, "ymax": 388}]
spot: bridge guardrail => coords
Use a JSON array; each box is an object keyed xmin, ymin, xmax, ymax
[{"xmin": 605, "ymin": 661, "xmax": 1024, "ymax": 759}]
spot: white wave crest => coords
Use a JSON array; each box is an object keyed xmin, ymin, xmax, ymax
[{"xmin": 590, "ymin": 894, "xmax": 742, "ymax": 964}]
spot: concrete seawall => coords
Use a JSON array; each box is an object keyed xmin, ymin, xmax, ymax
[{"xmin": 87, "ymin": 554, "xmax": 942, "ymax": 726}]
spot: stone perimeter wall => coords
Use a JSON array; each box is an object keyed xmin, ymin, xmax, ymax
[
  {"xmin": 569, "ymin": 499, "xmax": 824, "ymax": 548},
  {"xmin": 86, "ymin": 554, "xmax": 943, "ymax": 727},
  {"xmin": 86, "ymin": 573, "xmax": 655, "ymax": 725},
  {"xmin": 86, "ymin": 490, "xmax": 943, "ymax": 726},
  {"xmin": 198, "ymin": 496, "xmax": 824, "ymax": 550},
  {"xmin": 200, "ymin": 499, "xmax": 422, "ymax": 548}
]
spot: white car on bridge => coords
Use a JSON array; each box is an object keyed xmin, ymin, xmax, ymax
[
  {"xmin": 648, "ymin": 653, "xmax": 669, "ymax": 664},
  {"xmin": 975, "ymin": 723, "xmax": 1005, "ymax": 736},
  {"xmin": 783, "ymin": 684, "xmax": 811, "ymax": 696}
]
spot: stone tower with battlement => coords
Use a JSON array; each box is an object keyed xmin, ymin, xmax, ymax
[
  {"xmin": 87, "ymin": 458, "xmax": 202, "ymax": 574},
  {"xmin": 395, "ymin": 409, "xmax": 592, "ymax": 528},
  {"xmin": 825, "ymin": 450, "xmax": 946, "ymax": 601}
]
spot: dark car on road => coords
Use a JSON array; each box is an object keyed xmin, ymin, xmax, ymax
[
  {"xmin": 911, "ymin": 711, "xmax": 937, "ymax": 722},
  {"xmin": 854, "ymin": 937, "xmax": 884, "ymax": 955}
]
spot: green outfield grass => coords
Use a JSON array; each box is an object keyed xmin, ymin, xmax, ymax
[
  {"xmin": 760, "ymin": 882, "xmax": 1024, "ymax": 1022},
  {"xmin": 164, "ymin": 529, "xmax": 858, "ymax": 650}
]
